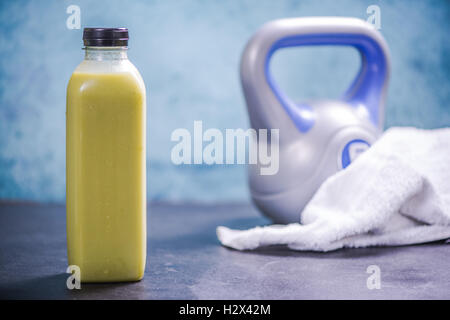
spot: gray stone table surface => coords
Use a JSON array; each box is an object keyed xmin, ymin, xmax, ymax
[{"xmin": 0, "ymin": 202, "xmax": 449, "ymax": 299}]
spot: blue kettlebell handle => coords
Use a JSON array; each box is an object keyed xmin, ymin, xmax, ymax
[{"xmin": 263, "ymin": 18, "xmax": 390, "ymax": 132}]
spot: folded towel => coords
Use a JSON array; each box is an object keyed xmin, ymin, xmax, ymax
[{"xmin": 217, "ymin": 127, "xmax": 450, "ymax": 252}]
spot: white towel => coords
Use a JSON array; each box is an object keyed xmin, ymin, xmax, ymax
[{"xmin": 217, "ymin": 127, "xmax": 450, "ymax": 252}]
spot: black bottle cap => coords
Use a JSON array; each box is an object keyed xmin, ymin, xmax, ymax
[{"xmin": 83, "ymin": 28, "xmax": 128, "ymax": 47}]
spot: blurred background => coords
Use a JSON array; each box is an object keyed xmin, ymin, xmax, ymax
[{"xmin": 0, "ymin": 0, "xmax": 449, "ymax": 204}]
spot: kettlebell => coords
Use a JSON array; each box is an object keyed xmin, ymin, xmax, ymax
[{"xmin": 240, "ymin": 17, "xmax": 391, "ymax": 223}]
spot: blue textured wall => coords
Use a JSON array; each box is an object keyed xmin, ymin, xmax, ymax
[{"xmin": 0, "ymin": 0, "xmax": 449, "ymax": 203}]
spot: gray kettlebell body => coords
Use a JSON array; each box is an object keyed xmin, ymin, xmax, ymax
[{"xmin": 240, "ymin": 17, "xmax": 391, "ymax": 223}]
